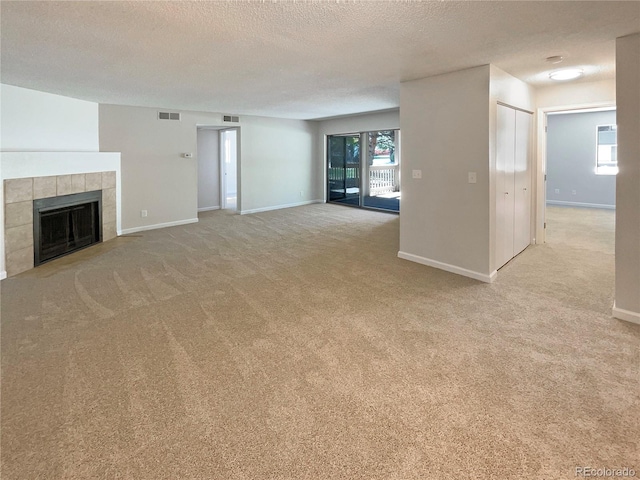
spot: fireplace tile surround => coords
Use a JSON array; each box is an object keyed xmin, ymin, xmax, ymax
[{"xmin": 4, "ymin": 172, "xmax": 117, "ymax": 277}]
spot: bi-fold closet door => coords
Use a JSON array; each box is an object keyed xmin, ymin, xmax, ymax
[{"xmin": 496, "ymin": 104, "xmax": 532, "ymax": 269}]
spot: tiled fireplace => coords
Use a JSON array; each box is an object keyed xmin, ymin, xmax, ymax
[{"xmin": 4, "ymin": 172, "xmax": 117, "ymax": 277}]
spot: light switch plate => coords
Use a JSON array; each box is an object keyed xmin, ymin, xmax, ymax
[{"xmin": 468, "ymin": 172, "xmax": 477, "ymax": 184}]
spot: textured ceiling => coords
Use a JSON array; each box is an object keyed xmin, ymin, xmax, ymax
[{"xmin": 1, "ymin": 1, "xmax": 638, "ymax": 119}]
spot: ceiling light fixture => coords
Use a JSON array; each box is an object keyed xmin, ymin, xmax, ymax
[{"xmin": 549, "ymin": 68, "xmax": 584, "ymax": 81}]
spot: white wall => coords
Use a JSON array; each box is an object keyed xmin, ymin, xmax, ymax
[
  {"xmin": 399, "ymin": 66, "xmax": 492, "ymax": 281},
  {"xmin": 317, "ymin": 109, "xmax": 400, "ymax": 135},
  {"xmin": 537, "ymin": 79, "xmax": 616, "ymax": 110},
  {"xmin": 197, "ymin": 129, "xmax": 220, "ymax": 211},
  {"xmin": 315, "ymin": 110, "xmax": 400, "ymax": 202},
  {"xmin": 398, "ymin": 65, "xmax": 535, "ymax": 282},
  {"xmin": 489, "ymin": 66, "xmax": 536, "ymax": 112},
  {"xmin": 0, "ymin": 85, "xmax": 116, "ymax": 279},
  {"xmin": 0, "ymin": 84, "xmax": 99, "ymax": 152},
  {"xmin": 100, "ymin": 105, "xmax": 318, "ymax": 227},
  {"xmin": 239, "ymin": 116, "xmax": 318, "ymax": 214},
  {"xmin": 546, "ymin": 110, "xmax": 617, "ymax": 208},
  {"xmin": 614, "ymin": 33, "xmax": 640, "ymax": 324},
  {"xmin": 99, "ymin": 105, "xmax": 204, "ymax": 232}
]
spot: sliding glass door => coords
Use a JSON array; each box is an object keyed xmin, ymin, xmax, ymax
[
  {"xmin": 327, "ymin": 134, "xmax": 361, "ymax": 206},
  {"xmin": 327, "ymin": 130, "xmax": 400, "ymax": 212},
  {"xmin": 364, "ymin": 130, "xmax": 399, "ymax": 211}
]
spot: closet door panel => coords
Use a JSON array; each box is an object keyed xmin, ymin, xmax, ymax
[
  {"xmin": 496, "ymin": 104, "xmax": 516, "ymax": 268},
  {"xmin": 514, "ymin": 110, "xmax": 532, "ymax": 255}
]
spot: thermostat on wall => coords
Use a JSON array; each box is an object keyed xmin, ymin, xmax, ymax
[{"xmin": 182, "ymin": 153, "xmax": 193, "ymax": 158}]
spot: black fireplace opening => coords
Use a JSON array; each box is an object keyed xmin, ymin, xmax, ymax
[{"xmin": 33, "ymin": 190, "xmax": 102, "ymax": 266}]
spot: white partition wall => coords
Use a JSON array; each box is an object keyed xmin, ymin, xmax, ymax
[{"xmin": 399, "ymin": 65, "xmax": 534, "ymax": 282}]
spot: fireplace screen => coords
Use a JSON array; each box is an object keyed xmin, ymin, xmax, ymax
[{"xmin": 33, "ymin": 191, "xmax": 102, "ymax": 266}]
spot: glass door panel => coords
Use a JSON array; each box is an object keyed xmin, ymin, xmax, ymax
[
  {"xmin": 364, "ymin": 130, "xmax": 400, "ymax": 212},
  {"xmin": 327, "ymin": 134, "xmax": 360, "ymax": 206}
]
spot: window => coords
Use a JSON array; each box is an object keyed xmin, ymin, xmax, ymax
[
  {"xmin": 368, "ymin": 131, "xmax": 396, "ymax": 166},
  {"xmin": 596, "ymin": 124, "xmax": 618, "ymax": 175}
]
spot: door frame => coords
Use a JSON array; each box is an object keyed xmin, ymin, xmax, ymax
[
  {"xmin": 534, "ymin": 102, "xmax": 615, "ymax": 244},
  {"xmin": 325, "ymin": 129, "xmax": 401, "ymax": 212}
]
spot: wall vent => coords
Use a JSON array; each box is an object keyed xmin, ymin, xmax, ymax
[
  {"xmin": 223, "ymin": 115, "xmax": 240, "ymax": 123},
  {"xmin": 158, "ymin": 112, "xmax": 181, "ymax": 121}
]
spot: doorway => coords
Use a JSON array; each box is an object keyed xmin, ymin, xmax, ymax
[
  {"xmin": 543, "ymin": 108, "xmax": 617, "ymax": 251},
  {"xmin": 535, "ymin": 106, "xmax": 617, "ymax": 243},
  {"xmin": 326, "ymin": 130, "xmax": 400, "ymax": 212},
  {"xmin": 196, "ymin": 127, "xmax": 239, "ymax": 213},
  {"xmin": 220, "ymin": 129, "xmax": 238, "ymax": 211}
]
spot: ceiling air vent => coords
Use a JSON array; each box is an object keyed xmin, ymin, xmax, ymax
[
  {"xmin": 223, "ymin": 115, "xmax": 240, "ymax": 123},
  {"xmin": 158, "ymin": 111, "xmax": 181, "ymax": 121}
]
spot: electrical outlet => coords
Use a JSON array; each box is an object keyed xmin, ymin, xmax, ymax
[
  {"xmin": 412, "ymin": 169, "xmax": 422, "ymax": 179},
  {"xmin": 300, "ymin": 190, "xmax": 304, "ymax": 197},
  {"xmin": 141, "ymin": 210, "xmax": 148, "ymax": 217},
  {"xmin": 572, "ymin": 190, "xmax": 577, "ymax": 195},
  {"xmin": 555, "ymin": 189, "xmax": 560, "ymax": 194}
]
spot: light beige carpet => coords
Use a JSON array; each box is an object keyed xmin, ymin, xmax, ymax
[{"xmin": 1, "ymin": 204, "xmax": 637, "ymax": 479}]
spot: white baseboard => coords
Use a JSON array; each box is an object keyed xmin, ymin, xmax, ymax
[
  {"xmin": 120, "ymin": 218, "xmax": 199, "ymax": 235},
  {"xmin": 240, "ymin": 200, "xmax": 323, "ymax": 215},
  {"xmin": 613, "ymin": 304, "xmax": 640, "ymax": 325},
  {"xmin": 198, "ymin": 206, "xmax": 220, "ymax": 212},
  {"xmin": 0, "ymin": 270, "xmax": 7, "ymax": 280},
  {"xmin": 546, "ymin": 200, "xmax": 615, "ymax": 210},
  {"xmin": 397, "ymin": 251, "xmax": 496, "ymax": 283}
]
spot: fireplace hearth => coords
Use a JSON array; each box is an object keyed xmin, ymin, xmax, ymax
[
  {"xmin": 33, "ymin": 191, "xmax": 102, "ymax": 266},
  {"xmin": 3, "ymin": 171, "xmax": 117, "ymax": 277}
]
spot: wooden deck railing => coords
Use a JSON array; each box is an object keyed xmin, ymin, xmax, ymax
[
  {"xmin": 369, "ymin": 165, "xmax": 399, "ymax": 194},
  {"xmin": 328, "ymin": 164, "xmax": 399, "ymax": 197}
]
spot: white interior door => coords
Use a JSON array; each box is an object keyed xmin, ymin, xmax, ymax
[
  {"xmin": 514, "ymin": 110, "xmax": 532, "ymax": 255},
  {"xmin": 496, "ymin": 104, "xmax": 516, "ymax": 268},
  {"xmin": 220, "ymin": 129, "xmax": 238, "ymax": 210}
]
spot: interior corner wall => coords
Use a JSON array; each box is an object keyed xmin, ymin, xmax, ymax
[
  {"xmin": 0, "ymin": 84, "xmax": 99, "ymax": 152},
  {"xmin": 614, "ymin": 33, "xmax": 640, "ymax": 322},
  {"xmin": 315, "ymin": 109, "xmax": 400, "ymax": 203},
  {"xmin": 399, "ymin": 66, "xmax": 492, "ymax": 281}
]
